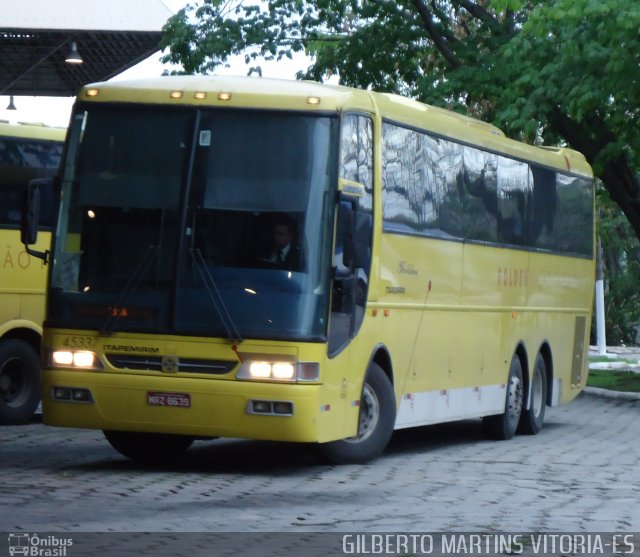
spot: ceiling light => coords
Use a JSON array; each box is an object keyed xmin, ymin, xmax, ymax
[{"xmin": 65, "ymin": 41, "xmax": 83, "ymax": 64}]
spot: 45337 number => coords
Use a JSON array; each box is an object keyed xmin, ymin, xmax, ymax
[{"xmin": 61, "ymin": 336, "xmax": 95, "ymax": 349}]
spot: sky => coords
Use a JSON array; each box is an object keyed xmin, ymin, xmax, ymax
[{"xmin": 0, "ymin": 0, "xmax": 311, "ymax": 128}]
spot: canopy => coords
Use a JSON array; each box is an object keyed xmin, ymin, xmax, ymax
[{"xmin": 0, "ymin": 0, "xmax": 174, "ymax": 96}]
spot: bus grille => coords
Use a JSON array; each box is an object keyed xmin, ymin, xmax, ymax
[{"xmin": 105, "ymin": 354, "xmax": 237, "ymax": 375}]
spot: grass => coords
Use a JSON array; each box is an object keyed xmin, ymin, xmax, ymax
[
  {"xmin": 587, "ymin": 369, "xmax": 640, "ymax": 392},
  {"xmin": 589, "ymin": 355, "xmax": 637, "ymax": 364}
]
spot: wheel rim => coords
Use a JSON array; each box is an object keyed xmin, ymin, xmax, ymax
[
  {"xmin": 345, "ymin": 383, "xmax": 380, "ymax": 444},
  {"xmin": 531, "ymin": 367, "xmax": 544, "ymax": 419},
  {"xmin": 0, "ymin": 357, "xmax": 28, "ymax": 407},
  {"xmin": 506, "ymin": 371, "xmax": 523, "ymax": 429}
]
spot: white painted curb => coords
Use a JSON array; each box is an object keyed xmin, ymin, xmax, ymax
[{"xmin": 583, "ymin": 387, "xmax": 640, "ymax": 401}]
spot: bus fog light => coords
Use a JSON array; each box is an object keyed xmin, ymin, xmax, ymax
[
  {"xmin": 72, "ymin": 388, "xmax": 92, "ymax": 402},
  {"xmin": 252, "ymin": 400, "xmax": 272, "ymax": 413},
  {"xmin": 273, "ymin": 402, "xmax": 293, "ymax": 415},
  {"xmin": 52, "ymin": 387, "xmax": 71, "ymax": 400},
  {"xmin": 248, "ymin": 400, "xmax": 293, "ymax": 416},
  {"xmin": 52, "ymin": 386, "xmax": 93, "ymax": 403}
]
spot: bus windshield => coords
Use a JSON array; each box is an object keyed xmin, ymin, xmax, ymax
[{"xmin": 49, "ymin": 104, "xmax": 338, "ymax": 341}]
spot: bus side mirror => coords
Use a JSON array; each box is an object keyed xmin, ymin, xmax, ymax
[{"xmin": 21, "ymin": 178, "xmax": 51, "ymax": 263}]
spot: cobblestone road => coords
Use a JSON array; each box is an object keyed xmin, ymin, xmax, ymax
[{"xmin": 1, "ymin": 392, "xmax": 638, "ymax": 534}]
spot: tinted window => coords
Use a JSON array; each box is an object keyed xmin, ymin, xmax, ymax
[
  {"xmin": 533, "ymin": 173, "xmax": 593, "ymax": 255},
  {"xmin": 340, "ymin": 114, "xmax": 373, "ymax": 211},
  {"xmin": 462, "ymin": 146, "xmax": 498, "ymax": 242},
  {"xmin": 382, "ymin": 123, "xmax": 463, "ymax": 239},
  {"xmin": 75, "ymin": 108, "xmax": 191, "ymax": 209},
  {"xmin": 381, "ymin": 121, "xmax": 593, "ymax": 256},
  {"xmin": 0, "ymin": 137, "xmax": 62, "ymax": 228},
  {"xmin": 497, "ymin": 156, "xmax": 531, "ymax": 246}
]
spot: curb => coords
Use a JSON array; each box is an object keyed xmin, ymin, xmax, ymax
[{"xmin": 583, "ymin": 386, "xmax": 640, "ymax": 401}]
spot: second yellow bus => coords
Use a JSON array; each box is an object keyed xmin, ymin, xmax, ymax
[{"xmin": 1, "ymin": 120, "xmax": 64, "ymax": 424}]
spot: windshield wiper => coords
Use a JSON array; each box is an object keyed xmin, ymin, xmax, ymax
[
  {"xmin": 190, "ymin": 248, "xmax": 243, "ymax": 344},
  {"xmin": 100, "ymin": 245, "xmax": 159, "ymax": 335}
]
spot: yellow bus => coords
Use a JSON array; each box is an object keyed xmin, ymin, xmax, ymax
[
  {"xmin": 0, "ymin": 120, "xmax": 64, "ymax": 424},
  {"xmin": 23, "ymin": 77, "xmax": 594, "ymax": 463}
]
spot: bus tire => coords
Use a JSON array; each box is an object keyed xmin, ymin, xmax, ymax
[
  {"xmin": 103, "ymin": 430, "xmax": 194, "ymax": 462},
  {"xmin": 483, "ymin": 354, "xmax": 524, "ymax": 441},
  {"xmin": 320, "ymin": 362, "xmax": 395, "ymax": 464},
  {"xmin": 518, "ymin": 353, "xmax": 547, "ymax": 435},
  {"xmin": 0, "ymin": 339, "xmax": 41, "ymax": 425}
]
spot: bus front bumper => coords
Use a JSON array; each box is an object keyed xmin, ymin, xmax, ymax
[{"xmin": 41, "ymin": 369, "xmax": 346, "ymax": 443}]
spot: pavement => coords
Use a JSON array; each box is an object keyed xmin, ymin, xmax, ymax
[{"xmin": 4, "ymin": 393, "xmax": 639, "ymax": 535}]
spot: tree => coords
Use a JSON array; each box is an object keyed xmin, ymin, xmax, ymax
[{"xmin": 160, "ymin": 0, "xmax": 640, "ymax": 238}]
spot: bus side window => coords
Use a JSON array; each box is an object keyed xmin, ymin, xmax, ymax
[{"xmin": 0, "ymin": 185, "xmax": 20, "ymax": 226}]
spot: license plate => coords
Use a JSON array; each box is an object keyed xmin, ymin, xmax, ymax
[{"xmin": 147, "ymin": 391, "xmax": 191, "ymax": 408}]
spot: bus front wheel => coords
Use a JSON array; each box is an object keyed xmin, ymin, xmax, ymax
[
  {"xmin": 103, "ymin": 430, "xmax": 194, "ymax": 462},
  {"xmin": 483, "ymin": 355, "xmax": 524, "ymax": 440},
  {"xmin": 518, "ymin": 353, "xmax": 547, "ymax": 435},
  {"xmin": 320, "ymin": 362, "xmax": 395, "ymax": 464},
  {"xmin": 0, "ymin": 339, "xmax": 41, "ymax": 425}
]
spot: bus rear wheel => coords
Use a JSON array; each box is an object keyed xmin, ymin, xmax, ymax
[
  {"xmin": 483, "ymin": 354, "xmax": 524, "ymax": 440},
  {"xmin": 320, "ymin": 362, "xmax": 395, "ymax": 464},
  {"xmin": 103, "ymin": 430, "xmax": 194, "ymax": 462},
  {"xmin": 0, "ymin": 339, "xmax": 41, "ymax": 425},
  {"xmin": 518, "ymin": 353, "xmax": 547, "ymax": 435}
]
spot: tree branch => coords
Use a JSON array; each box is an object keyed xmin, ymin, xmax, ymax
[
  {"xmin": 410, "ymin": 0, "xmax": 461, "ymax": 68},
  {"xmin": 452, "ymin": 0, "xmax": 501, "ymax": 30},
  {"xmin": 429, "ymin": 0, "xmax": 463, "ymax": 44}
]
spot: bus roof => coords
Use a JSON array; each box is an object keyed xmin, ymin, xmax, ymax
[
  {"xmin": 0, "ymin": 120, "xmax": 67, "ymax": 142},
  {"xmin": 78, "ymin": 75, "xmax": 592, "ymax": 177},
  {"xmin": 80, "ymin": 75, "xmax": 367, "ymax": 112}
]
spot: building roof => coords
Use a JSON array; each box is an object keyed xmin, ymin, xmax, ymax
[{"xmin": 0, "ymin": 0, "xmax": 174, "ymax": 97}]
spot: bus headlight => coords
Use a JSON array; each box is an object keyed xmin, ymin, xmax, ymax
[
  {"xmin": 237, "ymin": 360, "xmax": 319, "ymax": 382},
  {"xmin": 249, "ymin": 361, "xmax": 273, "ymax": 378},
  {"xmin": 51, "ymin": 350, "xmax": 101, "ymax": 369},
  {"xmin": 271, "ymin": 362, "xmax": 295, "ymax": 380}
]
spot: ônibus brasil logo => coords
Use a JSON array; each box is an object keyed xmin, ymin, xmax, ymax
[{"xmin": 8, "ymin": 534, "xmax": 73, "ymax": 556}]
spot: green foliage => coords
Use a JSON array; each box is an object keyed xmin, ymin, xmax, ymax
[{"xmin": 493, "ymin": 0, "xmax": 640, "ymax": 172}]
